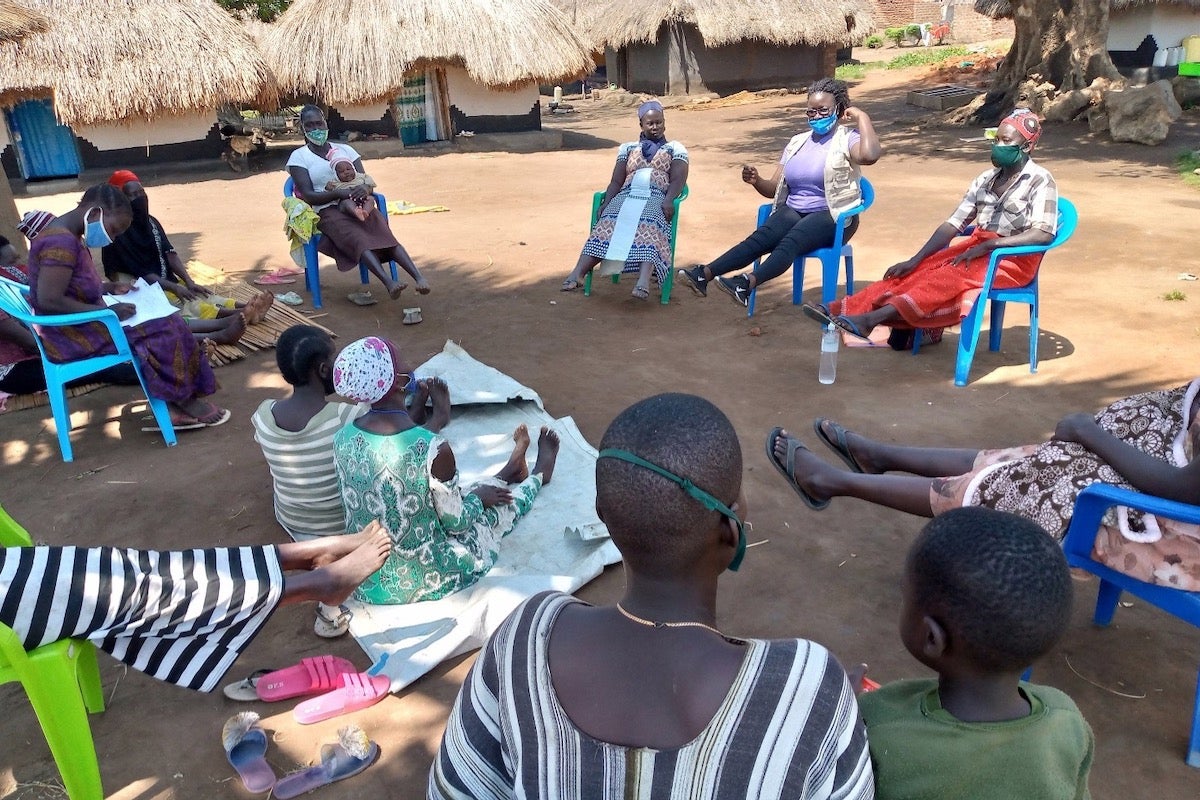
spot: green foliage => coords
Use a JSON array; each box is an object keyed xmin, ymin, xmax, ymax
[
  {"xmin": 216, "ymin": 0, "xmax": 291, "ymax": 22},
  {"xmin": 1163, "ymin": 290, "xmax": 1187, "ymax": 301},
  {"xmin": 905, "ymin": 24, "xmax": 924, "ymax": 39},
  {"xmin": 864, "ymin": 34, "xmax": 884, "ymax": 49},
  {"xmin": 884, "ymin": 46, "xmax": 970, "ymax": 70},
  {"xmin": 835, "ymin": 63, "xmax": 868, "ymax": 81},
  {"xmin": 1177, "ymin": 150, "xmax": 1200, "ymax": 190},
  {"xmin": 884, "ymin": 26, "xmax": 906, "ymax": 46}
]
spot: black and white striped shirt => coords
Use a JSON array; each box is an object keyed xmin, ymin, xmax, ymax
[{"xmin": 429, "ymin": 592, "xmax": 873, "ymax": 800}]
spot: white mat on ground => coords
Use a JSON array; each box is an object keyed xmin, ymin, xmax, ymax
[{"xmin": 347, "ymin": 342, "xmax": 619, "ymax": 691}]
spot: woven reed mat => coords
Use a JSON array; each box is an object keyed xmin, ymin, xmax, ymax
[
  {"xmin": 186, "ymin": 261, "xmax": 335, "ymax": 368},
  {"xmin": 3, "ymin": 382, "xmax": 106, "ymax": 413}
]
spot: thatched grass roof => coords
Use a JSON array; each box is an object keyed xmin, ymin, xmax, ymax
[
  {"xmin": 975, "ymin": 0, "xmax": 1200, "ymax": 19},
  {"xmin": 0, "ymin": 0, "xmax": 47, "ymax": 44},
  {"xmin": 570, "ymin": 0, "xmax": 876, "ymax": 51},
  {"xmin": 261, "ymin": 0, "xmax": 595, "ymax": 105},
  {"xmin": 0, "ymin": 0, "xmax": 278, "ymax": 126}
]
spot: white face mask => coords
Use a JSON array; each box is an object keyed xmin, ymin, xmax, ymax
[{"xmin": 84, "ymin": 208, "xmax": 112, "ymax": 247}]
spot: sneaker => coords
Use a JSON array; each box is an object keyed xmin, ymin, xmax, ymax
[
  {"xmin": 716, "ymin": 275, "xmax": 751, "ymax": 308},
  {"xmin": 678, "ymin": 265, "xmax": 709, "ymax": 297}
]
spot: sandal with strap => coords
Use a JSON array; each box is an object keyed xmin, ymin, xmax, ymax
[
  {"xmin": 314, "ymin": 603, "xmax": 353, "ymax": 638},
  {"xmin": 631, "ymin": 285, "xmax": 650, "ymax": 300},
  {"xmin": 561, "ymin": 278, "xmax": 580, "ymax": 292},
  {"xmin": 765, "ymin": 427, "xmax": 830, "ymax": 511}
]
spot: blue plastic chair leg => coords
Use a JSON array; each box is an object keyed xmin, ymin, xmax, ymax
[
  {"xmin": 304, "ymin": 240, "xmax": 322, "ymax": 309},
  {"xmin": 989, "ymin": 301, "xmax": 1007, "ymax": 351},
  {"xmin": 1188, "ymin": 669, "xmax": 1200, "ymax": 767},
  {"xmin": 46, "ymin": 378, "xmax": 75, "ymax": 462},
  {"xmin": 1094, "ymin": 580, "xmax": 1122, "ymax": 626},
  {"xmin": 143, "ymin": 397, "xmax": 178, "ymax": 448},
  {"xmin": 1028, "ymin": 301, "xmax": 1040, "ymax": 373}
]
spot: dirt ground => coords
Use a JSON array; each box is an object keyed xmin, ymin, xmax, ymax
[{"xmin": 2, "ymin": 62, "xmax": 1199, "ymax": 799}]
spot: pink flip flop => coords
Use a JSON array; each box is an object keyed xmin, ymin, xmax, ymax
[
  {"xmin": 256, "ymin": 655, "xmax": 358, "ymax": 702},
  {"xmin": 293, "ymin": 672, "xmax": 391, "ymax": 725},
  {"xmin": 275, "ymin": 266, "xmax": 304, "ymax": 277},
  {"xmin": 253, "ymin": 272, "xmax": 296, "ymax": 286}
]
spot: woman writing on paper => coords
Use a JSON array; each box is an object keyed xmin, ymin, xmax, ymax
[{"xmin": 28, "ymin": 184, "xmax": 230, "ymax": 428}]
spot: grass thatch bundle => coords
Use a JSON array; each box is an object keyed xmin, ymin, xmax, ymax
[
  {"xmin": 262, "ymin": 0, "xmax": 594, "ymax": 105},
  {"xmin": 0, "ymin": 0, "xmax": 278, "ymax": 126},
  {"xmin": 572, "ymin": 0, "xmax": 876, "ymax": 51},
  {"xmin": 0, "ymin": 0, "xmax": 48, "ymax": 44}
]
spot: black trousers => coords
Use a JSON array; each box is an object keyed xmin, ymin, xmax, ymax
[
  {"xmin": 0, "ymin": 359, "xmax": 139, "ymax": 395},
  {"xmin": 707, "ymin": 205, "xmax": 857, "ymax": 286}
]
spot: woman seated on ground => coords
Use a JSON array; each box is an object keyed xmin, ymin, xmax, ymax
[
  {"xmin": 430, "ymin": 394, "xmax": 872, "ymax": 799},
  {"xmin": 0, "ymin": 510, "xmax": 391, "ymax": 692},
  {"xmin": 29, "ymin": 184, "xmax": 230, "ymax": 428},
  {"xmin": 103, "ymin": 170, "xmax": 272, "ymax": 345},
  {"xmin": 678, "ymin": 79, "xmax": 879, "ymax": 308},
  {"xmin": 287, "ymin": 105, "xmax": 429, "ymax": 306},
  {"xmin": 0, "ymin": 234, "xmax": 137, "ymax": 397},
  {"xmin": 805, "ymin": 109, "xmax": 1056, "ymax": 345},
  {"xmin": 561, "ymin": 100, "xmax": 689, "ymax": 300},
  {"xmin": 331, "ymin": 336, "xmax": 560, "ymax": 605},
  {"xmin": 767, "ymin": 377, "xmax": 1200, "ymax": 589}
]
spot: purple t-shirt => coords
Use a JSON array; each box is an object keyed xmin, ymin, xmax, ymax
[{"xmin": 781, "ymin": 130, "xmax": 861, "ymax": 213}]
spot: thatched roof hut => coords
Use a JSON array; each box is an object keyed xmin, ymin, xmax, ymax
[
  {"xmin": 579, "ymin": 0, "xmax": 875, "ymax": 52},
  {"xmin": 261, "ymin": 0, "xmax": 594, "ymax": 106},
  {"xmin": 0, "ymin": 0, "xmax": 277, "ymax": 126},
  {"xmin": 0, "ymin": 0, "xmax": 47, "ymax": 44},
  {"xmin": 562, "ymin": 0, "xmax": 874, "ymax": 96}
]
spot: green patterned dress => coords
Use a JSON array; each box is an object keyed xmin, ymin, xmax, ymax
[{"xmin": 333, "ymin": 423, "xmax": 541, "ymax": 604}]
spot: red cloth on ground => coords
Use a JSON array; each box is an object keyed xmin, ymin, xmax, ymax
[{"xmin": 830, "ymin": 229, "xmax": 1043, "ymax": 330}]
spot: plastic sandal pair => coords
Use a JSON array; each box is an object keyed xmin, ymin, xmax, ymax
[
  {"xmin": 222, "ymin": 712, "xmax": 379, "ymax": 796},
  {"xmin": 256, "ymin": 654, "xmax": 390, "ymax": 724}
]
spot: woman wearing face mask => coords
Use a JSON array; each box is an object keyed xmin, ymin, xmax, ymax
[
  {"xmin": 286, "ymin": 105, "xmax": 428, "ymax": 306},
  {"xmin": 331, "ymin": 336, "xmax": 560, "ymax": 605},
  {"xmin": 806, "ymin": 109, "xmax": 1056, "ymax": 345},
  {"xmin": 560, "ymin": 100, "xmax": 689, "ymax": 300},
  {"xmin": 28, "ymin": 183, "xmax": 229, "ymax": 428},
  {"xmin": 679, "ymin": 78, "xmax": 880, "ymax": 308}
]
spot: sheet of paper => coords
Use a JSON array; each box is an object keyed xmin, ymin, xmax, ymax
[{"xmin": 102, "ymin": 278, "xmax": 180, "ymax": 328}]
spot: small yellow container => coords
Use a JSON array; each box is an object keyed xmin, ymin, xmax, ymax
[
  {"xmin": 984, "ymin": 127, "xmax": 998, "ymax": 140},
  {"xmin": 1184, "ymin": 35, "xmax": 1200, "ymax": 64}
]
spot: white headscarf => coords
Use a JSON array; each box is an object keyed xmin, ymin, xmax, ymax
[{"xmin": 333, "ymin": 336, "xmax": 396, "ymax": 403}]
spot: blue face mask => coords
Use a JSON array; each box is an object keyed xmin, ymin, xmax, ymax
[
  {"xmin": 400, "ymin": 374, "xmax": 419, "ymax": 395},
  {"xmin": 84, "ymin": 208, "xmax": 112, "ymax": 248},
  {"xmin": 598, "ymin": 448, "xmax": 747, "ymax": 571},
  {"xmin": 809, "ymin": 113, "xmax": 838, "ymax": 136}
]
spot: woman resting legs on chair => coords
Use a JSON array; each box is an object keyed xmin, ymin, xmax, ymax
[{"xmin": 767, "ymin": 379, "xmax": 1200, "ymax": 590}]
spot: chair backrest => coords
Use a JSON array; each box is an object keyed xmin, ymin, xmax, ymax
[
  {"xmin": 0, "ymin": 504, "xmax": 34, "ymax": 547},
  {"xmin": 1047, "ymin": 197, "xmax": 1077, "ymax": 251},
  {"xmin": 0, "ymin": 276, "xmax": 36, "ymax": 325},
  {"xmin": 857, "ymin": 176, "xmax": 875, "ymax": 214},
  {"xmin": 283, "ymin": 175, "xmax": 295, "ymax": 198}
]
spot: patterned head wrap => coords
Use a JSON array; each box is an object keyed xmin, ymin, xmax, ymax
[
  {"xmin": 108, "ymin": 169, "xmax": 140, "ymax": 188},
  {"xmin": 1000, "ymin": 109, "xmax": 1042, "ymax": 146},
  {"xmin": 637, "ymin": 99, "xmax": 664, "ymax": 120},
  {"xmin": 17, "ymin": 210, "xmax": 56, "ymax": 241},
  {"xmin": 333, "ymin": 336, "xmax": 398, "ymax": 403}
]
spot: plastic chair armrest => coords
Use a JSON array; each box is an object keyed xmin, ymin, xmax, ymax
[
  {"xmin": 1063, "ymin": 484, "xmax": 1200, "ymax": 560},
  {"xmin": 31, "ymin": 307, "xmax": 123, "ymax": 329}
]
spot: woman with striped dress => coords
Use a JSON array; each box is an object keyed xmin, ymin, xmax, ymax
[
  {"xmin": 0, "ymin": 518, "xmax": 390, "ymax": 692},
  {"xmin": 429, "ymin": 394, "xmax": 872, "ymax": 800}
]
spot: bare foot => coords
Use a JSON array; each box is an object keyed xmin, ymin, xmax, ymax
[
  {"xmin": 309, "ymin": 521, "xmax": 388, "ymax": 567},
  {"xmin": 497, "ymin": 424, "xmax": 531, "ymax": 484},
  {"xmin": 204, "ymin": 313, "xmax": 246, "ymax": 345},
  {"xmin": 388, "ymin": 281, "xmax": 408, "ymax": 300},
  {"xmin": 532, "ymin": 427, "xmax": 560, "ymax": 485},
  {"xmin": 771, "ymin": 429, "xmax": 837, "ymax": 504},
  {"xmin": 244, "ymin": 291, "xmax": 274, "ymax": 324},
  {"xmin": 310, "ymin": 526, "xmax": 392, "ymax": 605}
]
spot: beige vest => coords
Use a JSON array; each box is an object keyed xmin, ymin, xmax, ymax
[{"xmin": 771, "ymin": 126, "xmax": 863, "ymax": 218}]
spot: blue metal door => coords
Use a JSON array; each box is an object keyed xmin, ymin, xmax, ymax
[{"xmin": 4, "ymin": 99, "xmax": 82, "ymax": 179}]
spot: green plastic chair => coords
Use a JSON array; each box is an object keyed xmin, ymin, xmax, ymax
[
  {"xmin": 583, "ymin": 184, "xmax": 689, "ymax": 305},
  {"xmin": 0, "ymin": 505, "xmax": 105, "ymax": 800}
]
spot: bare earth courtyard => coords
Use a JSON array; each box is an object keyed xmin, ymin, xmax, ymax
[{"xmin": 2, "ymin": 65, "xmax": 1199, "ymax": 798}]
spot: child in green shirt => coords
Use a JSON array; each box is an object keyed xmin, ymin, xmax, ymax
[{"xmin": 858, "ymin": 507, "xmax": 1094, "ymax": 799}]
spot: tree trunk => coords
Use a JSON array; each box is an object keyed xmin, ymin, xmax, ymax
[{"xmin": 975, "ymin": 0, "xmax": 1123, "ymax": 123}]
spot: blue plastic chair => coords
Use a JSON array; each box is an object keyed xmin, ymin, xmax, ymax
[
  {"xmin": 1061, "ymin": 483, "xmax": 1200, "ymax": 767},
  {"xmin": 0, "ymin": 277, "xmax": 176, "ymax": 463},
  {"xmin": 747, "ymin": 176, "xmax": 874, "ymax": 317},
  {"xmin": 583, "ymin": 185, "xmax": 688, "ymax": 305},
  {"xmin": 911, "ymin": 196, "xmax": 1078, "ymax": 386},
  {"xmin": 282, "ymin": 176, "xmax": 399, "ymax": 309},
  {"xmin": 0, "ymin": 504, "xmax": 106, "ymax": 799}
]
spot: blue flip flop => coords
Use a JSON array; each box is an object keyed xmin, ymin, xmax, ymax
[
  {"xmin": 222, "ymin": 712, "xmax": 276, "ymax": 794},
  {"xmin": 801, "ymin": 302, "xmax": 834, "ymax": 327},
  {"xmin": 765, "ymin": 427, "xmax": 830, "ymax": 511},
  {"xmin": 832, "ymin": 315, "xmax": 872, "ymax": 343},
  {"xmin": 273, "ymin": 726, "xmax": 380, "ymax": 799}
]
